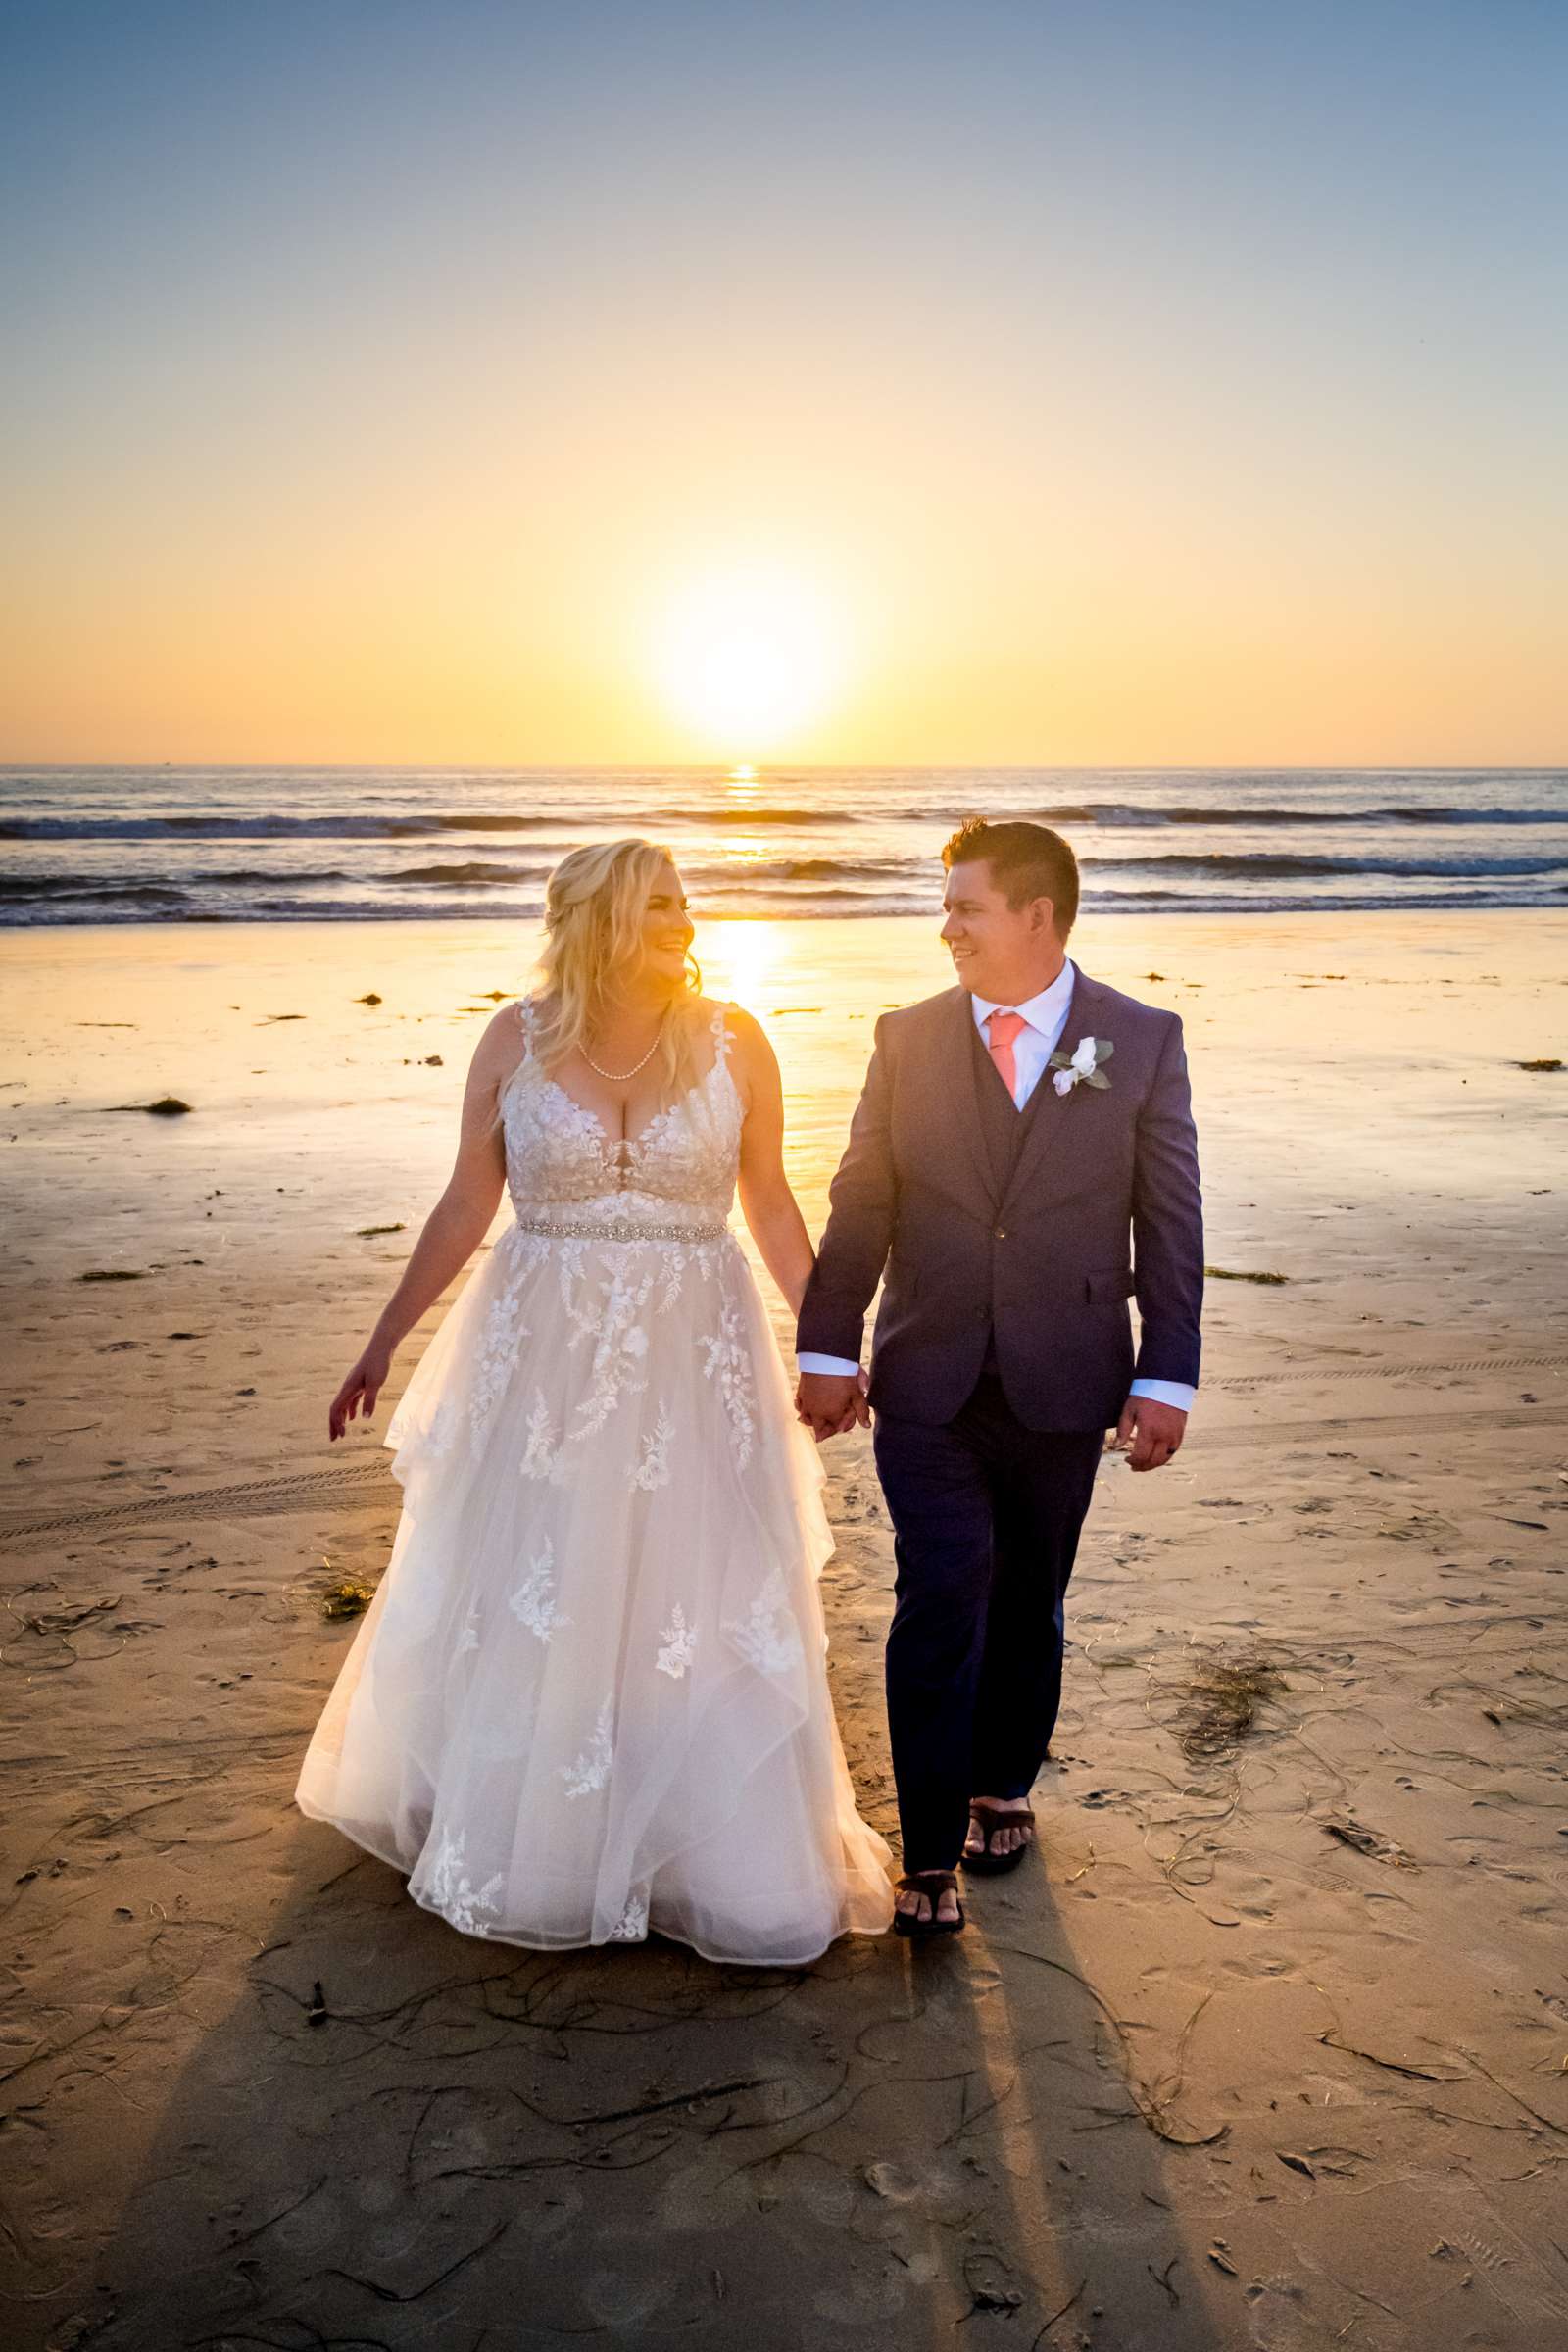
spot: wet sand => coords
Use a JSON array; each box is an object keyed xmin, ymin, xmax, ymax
[{"xmin": 3, "ymin": 909, "xmax": 1567, "ymax": 2351}]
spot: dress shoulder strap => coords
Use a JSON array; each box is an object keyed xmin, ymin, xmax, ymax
[
  {"xmin": 709, "ymin": 999, "xmax": 736, "ymax": 1063},
  {"xmin": 515, "ymin": 997, "xmax": 537, "ymax": 1054}
]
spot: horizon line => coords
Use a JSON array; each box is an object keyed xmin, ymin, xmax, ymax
[{"xmin": 4, "ymin": 760, "xmax": 1566, "ymax": 777}]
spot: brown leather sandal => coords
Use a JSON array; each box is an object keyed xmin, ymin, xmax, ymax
[
  {"xmin": 893, "ymin": 1869, "xmax": 965, "ymax": 1937},
  {"xmin": 961, "ymin": 1799, "xmax": 1036, "ymax": 1875}
]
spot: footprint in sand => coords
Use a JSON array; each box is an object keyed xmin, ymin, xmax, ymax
[{"xmin": 1244, "ymin": 2276, "xmax": 1316, "ymax": 2351}]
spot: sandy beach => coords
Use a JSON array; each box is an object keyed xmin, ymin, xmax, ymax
[{"xmin": 3, "ymin": 908, "xmax": 1567, "ymax": 2352}]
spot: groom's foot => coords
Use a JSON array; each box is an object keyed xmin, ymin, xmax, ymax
[
  {"xmin": 964, "ymin": 1795, "xmax": 1035, "ymax": 1862},
  {"xmin": 894, "ymin": 1875, "xmax": 962, "ymax": 1927}
]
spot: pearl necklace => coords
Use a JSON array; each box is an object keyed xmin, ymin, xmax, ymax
[{"xmin": 581, "ymin": 1024, "xmax": 664, "ymax": 1084}]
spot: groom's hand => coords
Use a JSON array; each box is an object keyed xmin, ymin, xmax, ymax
[
  {"xmin": 796, "ymin": 1370, "xmax": 868, "ymax": 1442},
  {"xmin": 1114, "ymin": 1395, "xmax": 1187, "ymax": 1471}
]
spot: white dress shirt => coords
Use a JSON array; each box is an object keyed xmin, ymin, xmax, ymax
[{"xmin": 799, "ymin": 957, "xmax": 1197, "ymax": 1414}]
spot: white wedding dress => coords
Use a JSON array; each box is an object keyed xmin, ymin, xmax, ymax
[{"xmin": 296, "ymin": 999, "xmax": 893, "ymax": 1964}]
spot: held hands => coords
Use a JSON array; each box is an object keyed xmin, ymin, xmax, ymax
[
  {"xmin": 329, "ymin": 1338, "xmax": 395, "ymax": 1442},
  {"xmin": 795, "ymin": 1368, "xmax": 871, "ymax": 1443},
  {"xmin": 794, "ymin": 1376, "xmax": 1188, "ymax": 1461},
  {"xmin": 1113, "ymin": 1394, "xmax": 1187, "ymax": 1472}
]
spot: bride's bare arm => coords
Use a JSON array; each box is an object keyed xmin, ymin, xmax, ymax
[
  {"xmin": 327, "ymin": 1009, "xmax": 517, "ymax": 1439},
  {"xmin": 730, "ymin": 1008, "xmax": 815, "ymax": 1318}
]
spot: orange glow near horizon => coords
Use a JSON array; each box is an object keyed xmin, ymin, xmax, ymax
[{"xmin": 8, "ymin": 469, "xmax": 1563, "ymax": 767}]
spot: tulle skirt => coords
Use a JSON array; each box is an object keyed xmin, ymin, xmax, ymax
[{"xmin": 295, "ymin": 1211, "xmax": 894, "ymax": 1964}]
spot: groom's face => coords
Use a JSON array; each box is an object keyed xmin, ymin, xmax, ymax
[{"xmin": 941, "ymin": 858, "xmax": 1058, "ymax": 1001}]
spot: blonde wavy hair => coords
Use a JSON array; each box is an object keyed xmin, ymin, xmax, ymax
[{"xmin": 527, "ymin": 837, "xmax": 704, "ymax": 1098}]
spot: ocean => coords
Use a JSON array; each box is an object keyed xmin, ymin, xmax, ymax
[{"xmin": 2, "ymin": 765, "xmax": 1565, "ymax": 925}]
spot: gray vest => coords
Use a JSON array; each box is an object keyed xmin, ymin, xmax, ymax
[{"xmin": 969, "ymin": 1015, "xmax": 1048, "ymax": 1371}]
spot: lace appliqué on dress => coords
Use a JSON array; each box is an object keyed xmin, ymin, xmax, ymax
[
  {"xmin": 519, "ymin": 1390, "xmax": 565, "ymax": 1484},
  {"xmin": 631, "ymin": 1409, "xmax": 675, "ymax": 1492},
  {"xmin": 609, "ymin": 1893, "xmax": 649, "ymax": 1941},
  {"xmin": 468, "ymin": 1249, "xmax": 530, "ymax": 1450},
  {"xmin": 655, "ymin": 1603, "xmax": 696, "ymax": 1679},
  {"xmin": 569, "ymin": 1266, "xmax": 656, "ymax": 1440},
  {"xmin": 427, "ymin": 1829, "xmax": 505, "ymax": 1936},
  {"xmin": 723, "ymin": 1566, "xmax": 803, "ymax": 1679},
  {"xmin": 498, "ymin": 996, "xmax": 741, "ymax": 1235},
  {"xmin": 508, "ymin": 1538, "xmax": 568, "ymax": 1644},
  {"xmin": 558, "ymin": 1696, "xmax": 614, "ymax": 1798},
  {"xmin": 700, "ymin": 1296, "xmax": 758, "ymax": 1469}
]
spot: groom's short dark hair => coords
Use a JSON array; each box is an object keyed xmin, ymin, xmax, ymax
[{"xmin": 942, "ymin": 817, "xmax": 1080, "ymax": 938}]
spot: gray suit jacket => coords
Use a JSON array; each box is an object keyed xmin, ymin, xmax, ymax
[{"xmin": 797, "ymin": 970, "xmax": 1204, "ymax": 1431}]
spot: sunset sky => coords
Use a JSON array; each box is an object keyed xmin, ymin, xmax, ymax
[{"xmin": 3, "ymin": 0, "xmax": 1565, "ymax": 767}]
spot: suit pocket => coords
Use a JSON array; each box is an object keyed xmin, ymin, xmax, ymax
[{"xmin": 1085, "ymin": 1268, "xmax": 1136, "ymax": 1303}]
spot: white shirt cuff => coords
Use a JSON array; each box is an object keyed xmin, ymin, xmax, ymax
[
  {"xmin": 1129, "ymin": 1378, "xmax": 1195, "ymax": 1412},
  {"xmin": 799, "ymin": 1363, "xmax": 1193, "ymax": 1410}
]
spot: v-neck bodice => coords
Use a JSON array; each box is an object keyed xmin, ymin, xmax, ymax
[{"xmin": 498, "ymin": 999, "xmax": 743, "ymax": 1231}]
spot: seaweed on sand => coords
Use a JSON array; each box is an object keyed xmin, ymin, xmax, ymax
[
  {"xmin": 1172, "ymin": 1644, "xmax": 1287, "ymax": 1763},
  {"xmin": 319, "ymin": 1562, "xmax": 375, "ymax": 1619}
]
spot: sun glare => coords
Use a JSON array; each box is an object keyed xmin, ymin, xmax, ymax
[
  {"xmin": 702, "ymin": 918, "xmax": 786, "ymax": 1008},
  {"xmin": 650, "ymin": 566, "xmax": 844, "ymax": 754}
]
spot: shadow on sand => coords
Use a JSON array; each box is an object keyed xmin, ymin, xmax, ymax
[{"xmin": 44, "ymin": 1757, "xmax": 1236, "ymax": 2352}]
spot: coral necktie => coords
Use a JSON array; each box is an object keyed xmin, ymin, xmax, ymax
[{"xmin": 985, "ymin": 1009, "xmax": 1026, "ymax": 1103}]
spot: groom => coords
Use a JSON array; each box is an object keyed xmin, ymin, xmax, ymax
[{"xmin": 796, "ymin": 818, "xmax": 1203, "ymax": 1932}]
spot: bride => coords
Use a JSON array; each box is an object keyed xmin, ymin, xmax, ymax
[{"xmin": 296, "ymin": 837, "xmax": 893, "ymax": 1964}]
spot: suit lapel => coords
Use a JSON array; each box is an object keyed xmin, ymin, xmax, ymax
[{"xmin": 998, "ymin": 966, "xmax": 1101, "ymax": 1213}]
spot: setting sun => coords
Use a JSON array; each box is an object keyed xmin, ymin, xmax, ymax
[{"xmin": 648, "ymin": 565, "xmax": 845, "ymax": 755}]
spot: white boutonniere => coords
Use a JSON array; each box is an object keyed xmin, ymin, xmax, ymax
[{"xmin": 1049, "ymin": 1035, "xmax": 1114, "ymax": 1097}]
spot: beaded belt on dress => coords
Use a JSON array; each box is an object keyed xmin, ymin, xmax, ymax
[{"xmin": 513, "ymin": 1212, "xmax": 729, "ymax": 1244}]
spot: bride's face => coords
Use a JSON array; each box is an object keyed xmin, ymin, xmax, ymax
[{"xmin": 632, "ymin": 860, "xmax": 695, "ymax": 995}]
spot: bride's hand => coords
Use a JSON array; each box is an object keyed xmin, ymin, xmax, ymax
[
  {"xmin": 795, "ymin": 1369, "xmax": 867, "ymax": 1442},
  {"xmin": 329, "ymin": 1339, "xmax": 394, "ymax": 1441}
]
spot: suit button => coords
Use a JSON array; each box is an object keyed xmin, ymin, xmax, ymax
[{"xmin": 994, "ymin": 1225, "xmax": 1006, "ymax": 1240}]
